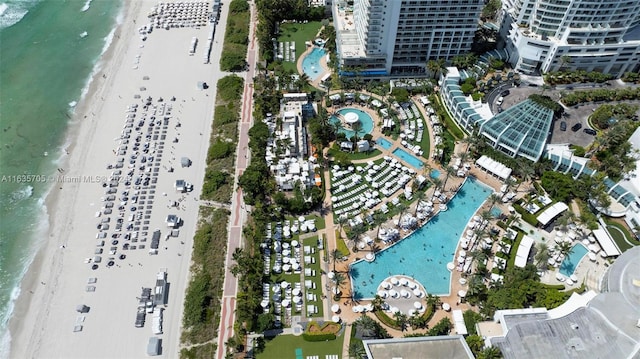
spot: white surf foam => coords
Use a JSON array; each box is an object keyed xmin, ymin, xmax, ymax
[
  {"xmin": 80, "ymin": 0, "xmax": 92, "ymax": 12},
  {"xmin": 0, "ymin": 2, "xmax": 29, "ymax": 30}
]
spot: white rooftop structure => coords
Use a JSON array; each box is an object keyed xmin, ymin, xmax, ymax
[
  {"xmin": 536, "ymin": 202, "xmax": 568, "ymax": 227},
  {"xmin": 514, "ymin": 235, "xmax": 534, "ymax": 268},
  {"xmin": 591, "ymin": 225, "xmax": 621, "ymax": 257},
  {"xmin": 452, "ymin": 309, "xmax": 468, "ymax": 336},
  {"xmin": 475, "ymin": 155, "xmax": 512, "ymax": 180}
]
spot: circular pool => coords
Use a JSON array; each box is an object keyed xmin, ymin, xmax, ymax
[{"xmin": 330, "ymin": 108, "xmax": 374, "ymax": 139}]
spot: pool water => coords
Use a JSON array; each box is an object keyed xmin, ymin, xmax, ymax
[
  {"xmin": 302, "ymin": 47, "xmax": 327, "ymax": 81},
  {"xmin": 330, "ymin": 108, "xmax": 374, "ymax": 138},
  {"xmin": 377, "ymin": 137, "xmax": 393, "ymax": 150},
  {"xmin": 490, "ymin": 207, "xmax": 502, "ymax": 218},
  {"xmin": 392, "ymin": 148, "xmax": 424, "ymax": 169},
  {"xmin": 430, "ymin": 170, "xmax": 440, "ymax": 179},
  {"xmin": 559, "ymin": 244, "xmax": 588, "ymax": 277},
  {"xmin": 350, "ymin": 177, "xmax": 492, "ymax": 298}
]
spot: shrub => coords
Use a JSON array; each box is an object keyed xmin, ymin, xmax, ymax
[
  {"xmin": 208, "ymin": 140, "xmax": 233, "ymax": 160},
  {"xmin": 513, "ymin": 204, "xmax": 538, "ymax": 226},
  {"xmin": 301, "ymin": 333, "xmax": 336, "ymax": 342},
  {"xmin": 217, "ymin": 75, "xmax": 244, "ymax": 102},
  {"xmin": 214, "ymin": 104, "xmax": 239, "ymax": 126}
]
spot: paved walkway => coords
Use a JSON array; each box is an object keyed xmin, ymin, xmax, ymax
[{"xmin": 214, "ymin": 2, "xmax": 259, "ymax": 358}]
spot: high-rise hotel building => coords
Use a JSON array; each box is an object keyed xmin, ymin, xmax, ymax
[
  {"xmin": 500, "ymin": 0, "xmax": 640, "ymax": 76},
  {"xmin": 332, "ymin": 0, "xmax": 484, "ymax": 76}
]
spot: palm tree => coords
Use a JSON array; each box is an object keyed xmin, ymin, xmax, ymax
[
  {"xmin": 487, "ymin": 193, "xmax": 502, "ymax": 211},
  {"xmin": 351, "ymin": 120, "xmax": 363, "ymax": 145},
  {"xmin": 331, "ymin": 248, "xmax": 342, "ymax": 273},
  {"xmin": 372, "ymin": 211, "xmax": 387, "ymax": 239},
  {"xmin": 430, "ymin": 177, "xmax": 443, "ymax": 201},
  {"xmin": 515, "ymin": 162, "xmax": 535, "ymax": 192},
  {"xmin": 426, "ymin": 59, "xmax": 447, "ymax": 80},
  {"xmin": 441, "ymin": 166, "xmax": 456, "ymax": 193},
  {"xmin": 348, "ymin": 342, "xmax": 366, "ymax": 359},
  {"xmin": 477, "ymin": 346, "xmax": 503, "ymax": 359},
  {"xmin": 332, "ymin": 271, "xmax": 347, "ymax": 289},
  {"xmin": 336, "ymin": 216, "xmax": 348, "ymax": 237},
  {"xmin": 554, "ymin": 241, "xmax": 574, "ymax": 258},
  {"xmin": 393, "ymin": 203, "xmax": 407, "ymax": 228},
  {"xmin": 371, "ymin": 295, "xmax": 384, "ymax": 311},
  {"xmin": 425, "ymin": 293, "xmax": 442, "ymax": 309},
  {"xmin": 394, "ymin": 312, "xmax": 409, "ymax": 332},
  {"xmin": 413, "ymin": 190, "xmax": 428, "ymax": 216},
  {"xmin": 534, "ymin": 242, "xmax": 550, "ymax": 270}
]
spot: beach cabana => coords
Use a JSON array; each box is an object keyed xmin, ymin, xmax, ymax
[
  {"xmin": 536, "ymin": 202, "xmax": 568, "ymax": 227},
  {"xmin": 591, "ymin": 226, "xmax": 621, "ymax": 257},
  {"xmin": 514, "ymin": 235, "xmax": 534, "ymax": 268}
]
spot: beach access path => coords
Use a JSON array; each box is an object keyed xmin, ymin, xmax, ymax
[
  {"xmin": 214, "ymin": 1, "xmax": 260, "ymax": 358},
  {"xmin": 9, "ymin": 1, "xmax": 232, "ymax": 358}
]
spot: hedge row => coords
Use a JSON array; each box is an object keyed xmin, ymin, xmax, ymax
[
  {"xmin": 302, "ymin": 333, "xmax": 336, "ymax": 342},
  {"xmin": 513, "ymin": 203, "xmax": 538, "ymax": 226}
]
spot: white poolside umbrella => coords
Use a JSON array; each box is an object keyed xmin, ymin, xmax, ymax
[
  {"xmin": 292, "ymin": 288, "xmax": 301, "ymax": 296},
  {"xmin": 413, "ymin": 301, "xmax": 422, "ymax": 309},
  {"xmin": 390, "ymin": 306, "xmax": 400, "ymax": 314},
  {"xmin": 331, "ymin": 304, "xmax": 340, "ymax": 313},
  {"xmin": 381, "ymin": 281, "xmax": 392, "ymax": 289},
  {"xmin": 458, "ymin": 290, "xmax": 467, "ymax": 298},
  {"xmin": 389, "ymin": 289, "xmax": 399, "ymax": 298},
  {"xmin": 400, "ymin": 289, "xmax": 410, "ymax": 298},
  {"xmin": 281, "ymin": 281, "xmax": 290, "ymax": 289},
  {"xmin": 282, "ymin": 299, "xmax": 290, "ymax": 307},
  {"xmin": 377, "ymin": 290, "xmax": 388, "ymax": 298},
  {"xmin": 292, "ymin": 262, "xmax": 300, "ymax": 271},
  {"xmin": 400, "ymin": 278, "xmax": 409, "ymax": 286},
  {"xmin": 291, "ymin": 240, "xmax": 299, "ymax": 247},
  {"xmin": 442, "ymin": 303, "xmax": 451, "ymax": 311},
  {"xmin": 413, "ymin": 288, "xmax": 423, "ymax": 297},
  {"xmin": 328, "ymin": 271, "xmax": 335, "ymax": 279},
  {"xmin": 332, "ymin": 315, "xmax": 341, "ymax": 323},
  {"xmin": 408, "ymin": 281, "xmax": 418, "ymax": 290},
  {"xmin": 282, "ymin": 264, "xmax": 291, "ymax": 272},
  {"xmin": 294, "ymin": 295, "xmax": 303, "ymax": 304},
  {"xmin": 390, "ymin": 277, "xmax": 400, "ymax": 285}
]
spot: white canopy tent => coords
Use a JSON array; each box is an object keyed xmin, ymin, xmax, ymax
[
  {"xmin": 592, "ymin": 226, "xmax": 621, "ymax": 257},
  {"xmin": 536, "ymin": 202, "xmax": 569, "ymax": 227},
  {"xmin": 452, "ymin": 309, "xmax": 468, "ymax": 335},
  {"xmin": 514, "ymin": 235, "xmax": 535, "ymax": 268},
  {"xmin": 475, "ymin": 155, "xmax": 512, "ymax": 180}
]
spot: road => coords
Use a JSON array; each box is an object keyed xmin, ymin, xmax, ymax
[{"xmin": 215, "ymin": 1, "xmax": 259, "ymax": 358}]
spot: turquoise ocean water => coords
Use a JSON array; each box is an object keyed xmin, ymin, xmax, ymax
[{"xmin": 0, "ymin": 0, "xmax": 122, "ymax": 353}]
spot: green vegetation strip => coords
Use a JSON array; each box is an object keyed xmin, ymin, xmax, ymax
[
  {"xmin": 220, "ymin": 0, "xmax": 250, "ymax": 71},
  {"xmin": 259, "ymin": 332, "xmax": 345, "ymax": 359},
  {"xmin": 180, "ymin": 208, "xmax": 230, "ymax": 357},
  {"xmin": 604, "ymin": 218, "xmax": 639, "ymax": 252}
]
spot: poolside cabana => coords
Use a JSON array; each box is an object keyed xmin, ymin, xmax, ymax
[
  {"xmin": 591, "ymin": 226, "xmax": 621, "ymax": 257},
  {"xmin": 452, "ymin": 310, "xmax": 468, "ymax": 335},
  {"xmin": 536, "ymin": 202, "xmax": 569, "ymax": 227},
  {"xmin": 514, "ymin": 235, "xmax": 534, "ymax": 268},
  {"xmin": 475, "ymin": 155, "xmax": 512, "ymax": 180}
]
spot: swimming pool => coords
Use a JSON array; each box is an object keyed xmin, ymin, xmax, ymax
[
  {"xmin": 330, "ymin": 108, "xmax": 374, "ymax": 138},
  {"xmin": 430, "ymin": 170, "xmax": 440, "ymax": 179},
  {"xmin": 559, "ymin": 244, "xmax": 588, "ymax": 277},
  {"xmin": 392, "ymin": 148, "xmax": 423, "ymax": 169},
  {"xmin": 350, "ymin": 177, "xmax": 492, "ymax": 298},
  {"xmin": 302, "ymin": 47, "xmax": 327, "ymax": 81},
  {"xmin": 377, "ymin": 137, "xmax": 393, "ymax": 150}
]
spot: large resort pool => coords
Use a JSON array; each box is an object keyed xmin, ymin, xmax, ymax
[
  {"xmin": 350, "ymin": 177, "xmax": 492, "ymax": 298},
  {"xmin": 301, "ymin": 47, "xmax": 327, "ymax": 81}
]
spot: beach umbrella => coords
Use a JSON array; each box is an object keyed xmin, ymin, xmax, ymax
[
  {"xmin": 292, "ymin": 288, "xmax": 301, "ymax": 296},
  {"xmin": 281, "ymin": 299, "xmax": 290, "ymax": 307},
  {"xmin": 413, "ymin": 301, "xmax": 422, "ymax": 309},
  {"xmin": 331, "ymin": 304, "xmax": 340, "ymax": 313},
  {"xmin": 291, "ymin": 240, "xmax": 299, "ymax": 247},
  {"xmin": 446, "ymin": 262, "xmax": 455, "ymax": 271},
  {"xmin": 400, "ymin": 278, "xmax": 409, "ymax": 286},
  {"xmin": 282, "ymin": 264, "xmax": 291, "ymax": 272},
  {"xmin": 442, "ymin": 303, "xmax": 451, "ymax": 311},
  {"xmin": 458, "ymin": 290, "xmax": 467, "ymax": 298},
  {"xmin": 282, "ymin": 257, "xmax": 290, "ymax": 263},
  {"xmin": 292, "ymin": 263, "xmax": 300, "ymax": 271},
  {"xmin": 400, "ymin": 289, "xmax": 410, "ymax": 298},
  {"xmin": 389, "ymin": 306, "xmax": 400, "ymax": 314},
  {"xmin": 458, "ymin": 278, "xmax": 467, "ymax": 285},
  {"xmin": 588, "ymin": 252, "xmax": 597, "ymax": 261},
  {"xmin": 280, "ymin": 281, "xmax": 290, "ymax": 289},
  {"xmin": 260, "ymin": 300, "xmax": 269, "ymax": 308},
  {"xmin": 294, "ymin": 296, "xmax": 303, "ymax": 304},
  {"xmin": 389, "ymin": 289, "xmax": 398, "ymax": 298},
  {"xmin": 328, "ymin": 271, "xmax": 335, "ymax": 279},
  {"xmin": 377, "ymin": 290, "xmax": 388, "ymax": 298},
  {"xmin": 390, "ymin": 277, "xmax": 400, "ymax": 285},
  {"xmin": 408, "ymin": 281, "xmax": 417, "ymax": 289},
  {"xmin": 332, "ymin": 315, "xmax": 341, "ymax": 323},
  {"xmin": 381, "ymin": 281, "xmax": 391, "ymax": 289},
  {"xmin": 413, "ymin": 288, "xmax": 423, "ymax": 297}
]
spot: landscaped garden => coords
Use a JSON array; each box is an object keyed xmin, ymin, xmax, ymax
[
  {"xmin": 258, "ymin": 330, "xmax": 345, "ymax": 359},
  {"xmin": 276, "ymin": 21, "xmax": 324, "ymax": 72}
]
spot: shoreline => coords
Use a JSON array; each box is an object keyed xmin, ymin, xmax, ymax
[
  {"xmin": 7, "ymin": 0, "xmax": 135, "ymax": 354},
  {"xmin": 7, "ymin": 0, "xmax": 224, "ymax": 357}
]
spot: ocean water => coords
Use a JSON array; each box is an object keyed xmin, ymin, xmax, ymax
[{"xmin": 0, "ymin": 0, "xmax": 122, "ymax": 354}]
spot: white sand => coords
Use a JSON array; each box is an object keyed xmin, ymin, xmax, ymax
[{"xmin": 8, "ymin": 1, "xmax": 231, "ymax": 357}]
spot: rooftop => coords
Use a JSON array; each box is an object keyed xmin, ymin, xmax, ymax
[{"xmin": 363, "ymin": 335, "xmax": 475, "ymax": 359}]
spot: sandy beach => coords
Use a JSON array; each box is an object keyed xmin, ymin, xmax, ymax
[{"xmin": 8, "ymin": 0, "xmax": 230, "ymax": 357}]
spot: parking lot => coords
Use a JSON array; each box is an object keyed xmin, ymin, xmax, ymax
[{"xmin": 496, "ymin": 84, "xmax": 600, "ymax": 148}]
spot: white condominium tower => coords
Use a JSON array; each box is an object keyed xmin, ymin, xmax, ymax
[
  {"xmin": 333, "ymin": 0, "xmax": 484, "ymax": 77},
  {"xmin": 500, "ymin": 0, "xmax": 640, "ymax": 76}
]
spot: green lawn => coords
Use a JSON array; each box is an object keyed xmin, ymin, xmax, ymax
[
  {"xmin": 276, "ymin": 21, "xmax": 323, "ymax": 72},
  {"xmin": 328, "ymin": 146, "xmax": 382, "ymax": 160},
  {"xmin": 604, "ymin": 219, "xmax": 639, "ymax": 252},
  {"xmin": 258, "ymin": 331, "xmax": 345, "ymax": 359},
  {"xmin": 303, "ymin": 236, "xmax": 325, "ymax": 319}
]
